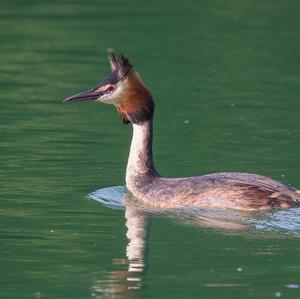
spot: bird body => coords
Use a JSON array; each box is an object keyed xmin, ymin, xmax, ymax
[
  {"xmin": 125, "ymin": 120, "xmax": 299, "ymax": 210},
  {"xmin": 65, "ymin": 53, "xmax": 300, "ymax": 210}
]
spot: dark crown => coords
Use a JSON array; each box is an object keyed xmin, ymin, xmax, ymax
[{"xmin": 108, "ymin": 53, "xmax": 133, "ymax": 81}]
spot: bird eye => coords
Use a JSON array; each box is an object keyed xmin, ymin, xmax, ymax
[{"xmin": 105, "ymin": 85, "xmax": 115, "ymax": 93}]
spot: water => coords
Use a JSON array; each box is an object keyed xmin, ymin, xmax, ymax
[{"xmin": 1, "ymin": 0, "xmax": 300, "ymax": 298}]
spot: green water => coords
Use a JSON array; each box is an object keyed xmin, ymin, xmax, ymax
[{"xmin": 1, "ymin": 0, "xmax": 300, "ymax": 298}]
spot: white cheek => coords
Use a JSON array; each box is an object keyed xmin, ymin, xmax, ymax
[
  {"xmin": 97, "ymin": 94, "xmax": 115, "ymax": 104},
  {"xmin": 97, "ymin": 83, "xmax": 125, "ymax": 104}
]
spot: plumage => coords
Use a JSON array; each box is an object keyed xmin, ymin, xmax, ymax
[
  {"xmin": 116, "ymin": 72, "xmax": 154, "ymax": 124},
  {"xmin": 64, "ymin": 53, "xmax": 300, "ymax": 210},
  {"xmin": 108, "ymin": 53, "xmax": 133, "ymax": 81}
]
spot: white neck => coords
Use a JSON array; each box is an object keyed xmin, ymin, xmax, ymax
[{"xmin": 126, "ymin": 120, "xmax": 158, "ymax": 190}]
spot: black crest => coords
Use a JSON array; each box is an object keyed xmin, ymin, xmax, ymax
[{"xmin": 108, "ymin": 53, "xmax": 133, "ymax": 81}]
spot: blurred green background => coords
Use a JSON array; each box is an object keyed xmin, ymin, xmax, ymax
[{"xmin": 0, "ymin": 0, "xmax": 300, "ymax": 298}]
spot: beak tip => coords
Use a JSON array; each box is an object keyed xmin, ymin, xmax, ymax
[{"xmin": 63, "ymin": 96, "xmax": 77, "ymax": 103}]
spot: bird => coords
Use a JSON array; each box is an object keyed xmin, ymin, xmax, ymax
[{"xmin": 64, "ymin": 53, "xmax": 300, "ymax": 210}]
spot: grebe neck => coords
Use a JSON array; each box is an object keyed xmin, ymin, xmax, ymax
[{"xmin": 126, "ymin": 119, "xmax": 159, "ymax": 188}]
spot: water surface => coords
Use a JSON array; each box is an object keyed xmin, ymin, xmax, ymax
[{"xmin": 1, "ymin": 0, "xmax": 300, "ymax": 298}]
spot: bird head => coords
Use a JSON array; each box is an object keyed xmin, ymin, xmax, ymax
[{"xmin": 64, "ymin": 53, "xmax": 154, "ymax": 124}]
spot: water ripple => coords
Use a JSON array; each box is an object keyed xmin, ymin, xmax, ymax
[{"xmin": 89, "ymin": 186, "xmax": 300, "ymax": 237}]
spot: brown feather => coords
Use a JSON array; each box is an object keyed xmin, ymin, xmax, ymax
[
  {"xmin": 128, "ymin": 172, "xmax": 300, "ymax": 210},
  {"xmin": 116, "ymin": 72, "xmax": 154, "ymax": 124}
]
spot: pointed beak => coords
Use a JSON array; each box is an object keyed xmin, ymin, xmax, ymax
[
  {"xmin": 64, "ymin": 70, "xmax": 119, "ymax": 103},
  {"xmin": 64, "ymin": 87, "xmax": 104, "ymax": 103}
]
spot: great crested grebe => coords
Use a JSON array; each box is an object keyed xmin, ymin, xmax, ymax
[{"xmin": 64, "ymin": 53, "xmax": 300, "ymax": 210}]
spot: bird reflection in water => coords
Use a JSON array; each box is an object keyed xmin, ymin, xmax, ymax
[
  {"xmin": 89, "ymin": 188, "xmax": 300, "ymax": 297},
  {"xmin": 90, "ymin": 202, "xmax": 150, "ymax": 298},
  {"xmin": 89, "ymin": 189, "xmax": 250, "ymax": 298}
]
